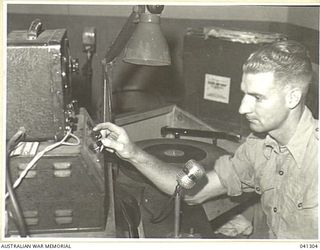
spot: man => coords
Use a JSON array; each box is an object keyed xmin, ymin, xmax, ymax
[{"xmin": 93, "ymin": 40, "xmax": 318, "ymax": 239}]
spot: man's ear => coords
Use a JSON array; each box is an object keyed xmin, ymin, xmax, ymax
[{"xmin": 286, "ymin": 87, "xmax": 302, "ymax": 109}]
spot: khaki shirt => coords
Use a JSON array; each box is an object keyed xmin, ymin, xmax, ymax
[{"xmin": 215, "ymin": 107, "xmax": 318, "ymax": 239}]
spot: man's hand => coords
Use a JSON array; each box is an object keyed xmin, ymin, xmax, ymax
[{"xmin": 93, "ymin": 122, "xmax": 138, "ymax": 160}]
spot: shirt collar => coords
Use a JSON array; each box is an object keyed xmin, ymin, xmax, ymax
[{"xmin": 264, "ymin": 107, "xmax": 315, "ymax": 168}]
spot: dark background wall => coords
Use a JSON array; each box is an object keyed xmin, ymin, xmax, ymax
[{"xmin": 7, "ymin": 5, "xmax": 319, "ymax": 125}]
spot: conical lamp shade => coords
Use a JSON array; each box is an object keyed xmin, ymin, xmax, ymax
[{"xmin": 123, "ymin": 13, "xmax": 171, "ymax": 66}]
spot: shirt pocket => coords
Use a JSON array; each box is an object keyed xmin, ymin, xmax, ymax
[{"xmin": 254, "ymin": 161, "xmax": 275, "ymax": 195}]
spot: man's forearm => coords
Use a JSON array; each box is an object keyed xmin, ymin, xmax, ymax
[
  {"xmin": 127, "ymin": 146, "xmax": 180, "ymax": 195},
  {"xmin": 184, "ymin": 170, "xmax": 228, "ymax": 204}
]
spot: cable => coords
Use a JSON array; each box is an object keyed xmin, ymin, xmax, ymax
[
  {"xmin": 6, "ymin": 159, "xmax": 28, "ymax": 237},
  {"xmin": 150, "ymin": 185, "xmax": 182, "ymax": 224},
  {"xmin": 6, "ymin": 127, "xmax": 28, "ymax": 237},
  {"xmin": 7, "ymin": 127, "xmax": 26, "ymax": 151},
  {"xmin": 5, "ymin": 129, "xmax": 80, "ymax": 199},
  {"xmin": 140, "ymin": 185, "xmax": 181, "ymax": 224}
]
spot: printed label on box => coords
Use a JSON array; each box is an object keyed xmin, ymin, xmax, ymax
[{"xmin": 204, "ymin": 74, "xmax": 231, "ymax": 104}]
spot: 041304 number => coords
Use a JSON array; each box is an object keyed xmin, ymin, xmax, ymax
[{"xmin": 300, "ymin": 244, "xmax": 318, "ymax": 248}]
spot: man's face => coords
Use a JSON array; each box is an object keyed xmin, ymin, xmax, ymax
[{"xmin": 239, "ymin": 72, "xmax": 290, "ymax": 134}]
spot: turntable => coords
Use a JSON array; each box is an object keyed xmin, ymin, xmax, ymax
[{"xmin": 120, "ymin": 138, "xmax": 228, "ymax": 184}]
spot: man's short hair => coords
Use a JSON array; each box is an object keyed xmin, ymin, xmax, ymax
[{"xmin": 243, "ymin": 40, "xmax": 313, "ymax": 95}]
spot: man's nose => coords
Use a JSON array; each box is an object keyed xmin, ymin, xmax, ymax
[{"xmin": 239, "ymin": 95, "xmax": 253, "ymax": 114}]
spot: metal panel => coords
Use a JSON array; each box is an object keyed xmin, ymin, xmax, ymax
[{"xmin": 7, "ymin": 29, "xmax": 72, "ymax": 140}]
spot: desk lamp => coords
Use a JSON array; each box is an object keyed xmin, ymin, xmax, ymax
[{"xmin": 102, "ymin": 5, "xmax": 171, "ymax": 123}]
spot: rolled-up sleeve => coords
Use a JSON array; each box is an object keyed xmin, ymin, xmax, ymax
[{"xmin": 214, "ymin": 139, "xmax": 256, "ymax": 196}]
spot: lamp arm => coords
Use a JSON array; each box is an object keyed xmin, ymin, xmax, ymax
[
  {"xmin": 103, "ymin": 5, "xmax": 145, "ymax": 64},
  {"xmin": 101, "ymin": 5, "xmax": 145, "ymax": 124}
]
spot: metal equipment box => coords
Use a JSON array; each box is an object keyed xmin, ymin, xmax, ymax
[
  {"xmin": 7, "ymin": 108, "xmax": 107, "ymax": 235},
  {"xmin": 7, "ymin": 25, "xmax": 75, "ymax": 140}
]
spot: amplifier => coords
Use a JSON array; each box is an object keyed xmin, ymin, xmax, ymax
[
  {"xmin": 6, "ymin": 108, "xmax": 108, "ymax": 235},
  {"xmin": 7, "ymin": 20, "xmax": 78, "ymax": 140}
]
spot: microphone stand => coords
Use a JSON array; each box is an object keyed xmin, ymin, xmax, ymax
[
  {"xmin": 172, "ymin": 160, "xmax": 205, "ymax": 238},
  {"xmin": 174, "ymin": 185, "xmax": 182, "ymax": 238}
]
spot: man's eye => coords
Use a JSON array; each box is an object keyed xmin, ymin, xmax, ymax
[{"xmin": 255, "ymin": 96, "xmax": 263, "ymax": 101}]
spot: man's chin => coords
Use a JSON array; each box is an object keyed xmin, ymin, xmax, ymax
[{"xmin": 249, "ymin": 124, "xmax": 265, "ymax": 133}]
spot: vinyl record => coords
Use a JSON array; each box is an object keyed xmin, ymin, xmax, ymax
[{"xmin": 120, "ymin": 138, "xmax": 228, "ymax": 183}]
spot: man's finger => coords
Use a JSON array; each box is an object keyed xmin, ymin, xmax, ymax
[
  {"xmin": 100, "ymin": 138, "xmax": 123, "ymax": 152},
  {"xmin": 93, "ymin": 122, "xmax": 124, "ymax": 135},
  {"xmin": 93, "ymin": 122, "xmax": 112, "ymax": 131}
]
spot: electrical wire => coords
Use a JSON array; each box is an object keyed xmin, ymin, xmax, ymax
[
  {"xmin": 7, "ymin": 127, "xmax": 26, "ymax": 151},
  {"xmin": 5, "ymin": 165, "xmax": 28, "ymax": 237},
  {"xmin": 5, "ymin": 129, "xmax": 80, "ymax": 200},
  {"xmin": 6, "ymin": 127, "xmax": 28, "ymax": 237},
  {"xmin": 140, "ymin": 185, "xmax": 181, "ymax": 224}
]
